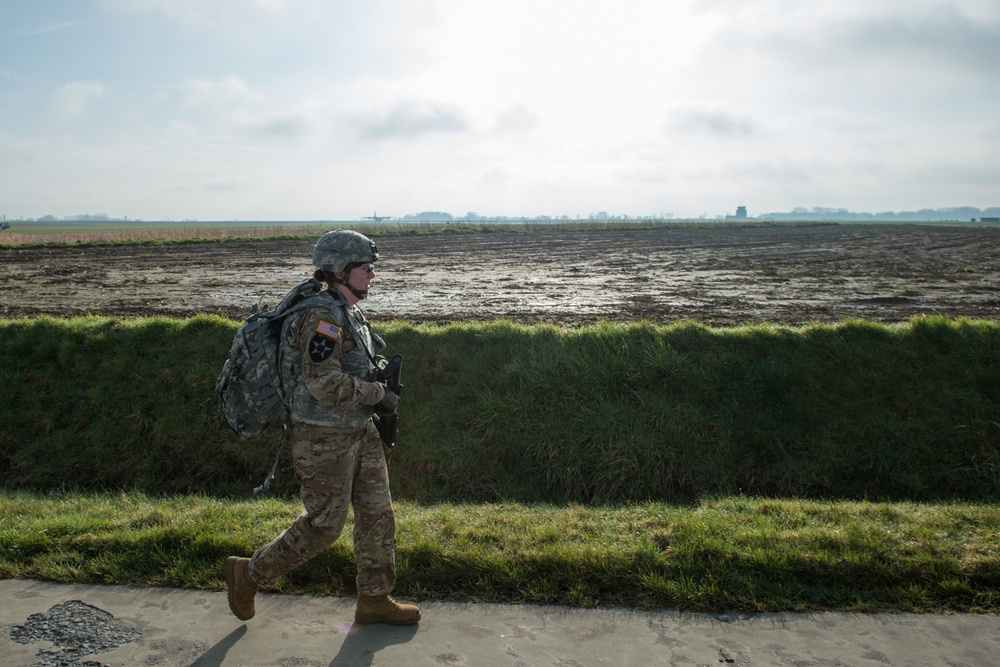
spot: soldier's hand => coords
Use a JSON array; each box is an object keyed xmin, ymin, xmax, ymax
[{"xmin": 379, "ymin": 385, "xmax": 400, "ymax": 412}]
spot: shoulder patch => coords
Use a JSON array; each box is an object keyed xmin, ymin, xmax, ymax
[
  {"xmin": 308, "ymin": 334, "xmax": 336, "ymax": 363},
  {"xmin": 315, "ymin": 320, "xmax": 341, "ymax": 340}
]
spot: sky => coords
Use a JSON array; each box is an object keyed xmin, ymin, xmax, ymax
[{"xmin": 1, "ymin": 0, "xmax": 998, "ymax": 221}]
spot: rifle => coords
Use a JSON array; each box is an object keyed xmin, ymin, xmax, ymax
[{"xmin": 374, "ymin": 354, "xmax": 403, "ymax": 448}]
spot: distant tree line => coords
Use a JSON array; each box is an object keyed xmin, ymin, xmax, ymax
[
  {"xmin": 21, "ymin": 214, "xmax": 135, "ymax": 222},
  {"xmin": 758, "ymin": 206, "xmax": 1000, "ymax": 222},
  {"xmin": 399, "ymin": 207, "xmax": 1000, "ymax": 223},
  {"xmin": 398, "ymin": 211, "xmax": 676, "ymax": 222}
]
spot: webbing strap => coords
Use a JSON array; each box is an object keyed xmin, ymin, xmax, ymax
[
  {"xmin": 255, "ymin": 392, "xmax": 281, "ymax": 415},
  {"xmin": 246, "ymin": 345, "xmax": 266, "ymax": 367},
  {"xmin": 253, "ymin": 426, "xmax": 287, "ymax": 496}
]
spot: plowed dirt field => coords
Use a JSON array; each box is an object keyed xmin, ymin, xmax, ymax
[{"xmin": 3, "ymin": 224, "xmax": 999, "ymax": 326}]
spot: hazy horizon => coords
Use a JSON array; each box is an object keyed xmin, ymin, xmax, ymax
[{"xmin": 7, "ymin": 204, "xmax": 1000, "ymax": 225}]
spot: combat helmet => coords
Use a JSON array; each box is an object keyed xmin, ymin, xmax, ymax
[{"xmin": 313, "ymin": 230, "xmax": 380, "ymax": 273}]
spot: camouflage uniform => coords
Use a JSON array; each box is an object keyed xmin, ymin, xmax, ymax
[{"xmin": 247, "ymin": 291, "xmax": 396, "ymax": 596}]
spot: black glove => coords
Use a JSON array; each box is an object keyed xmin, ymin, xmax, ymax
[{"xmin": 379, "ymin": 385, "xmax": 400, "ymax": 412}]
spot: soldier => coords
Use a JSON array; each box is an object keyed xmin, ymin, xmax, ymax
[{"xmin": 224, "ymin": 230, "xmax": 420, "ymax": 626}]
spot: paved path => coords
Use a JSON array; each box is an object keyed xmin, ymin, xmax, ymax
[{"xmin": 1, "ymin": 579, "xmax": 997, "ymax": 666}]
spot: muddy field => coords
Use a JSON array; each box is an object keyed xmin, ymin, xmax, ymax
[{"xmin": 2, "ymin": 224, "xmax": 999, "ymax": 326}]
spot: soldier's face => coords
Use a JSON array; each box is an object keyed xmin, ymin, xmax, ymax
[{"xmin": 348, "ymin": 263, "xmax": 375, "ymax": 297}]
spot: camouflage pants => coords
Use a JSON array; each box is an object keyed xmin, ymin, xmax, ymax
[{"xmin": 248, "ymin": 420, "xmax": 396, "ymax": 596}]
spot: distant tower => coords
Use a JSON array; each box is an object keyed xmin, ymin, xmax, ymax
[{"xmin": 735, "ymin": 206, "xmax": 747, "ymax": 220}]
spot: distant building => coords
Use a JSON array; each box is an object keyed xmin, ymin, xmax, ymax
[
  {"xmin": 725, "ymin": 206, "xmax": 749, "ymax": 221},
  {"xmin": 981, "ymin": 217, "xmax": 999, "ymax": 223}
]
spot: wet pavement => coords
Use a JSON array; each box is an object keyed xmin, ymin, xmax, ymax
[{"xmin": 2, "ymin": 579, "xmax": 998, "ymax": 666}]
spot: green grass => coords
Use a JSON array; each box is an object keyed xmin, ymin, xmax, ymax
[
  {"xmin": 2, "ymin": 315, "xmax": 999, "ymax": 502},
  {"xmin": 1, "ymin": 491, "xmax": 996, "ymax": 612},
  {"xmin": 3, "ymin": 314, "xmax": 999, "ymax": 612}
]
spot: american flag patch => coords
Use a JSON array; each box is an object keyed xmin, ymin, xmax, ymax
[{"xmin": 316, "ymin": 320, "xmax": 341, "ymax": 340}]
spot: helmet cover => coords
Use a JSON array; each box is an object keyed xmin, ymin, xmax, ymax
[{"xmin": 312, "ymin": 230, "xmax": 380, "ymax": 273}]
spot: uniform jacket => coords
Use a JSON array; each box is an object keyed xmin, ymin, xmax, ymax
[{"xmin": 279, "ymin": 289, "xmax": 387, "ymax": 429}]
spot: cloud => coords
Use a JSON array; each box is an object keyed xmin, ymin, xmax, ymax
[
  {"xmin": 812, "ymin": 110, "xmax": 885, "ymax": 136},
  {"xmin": 493, "ymin": 104, "xmax": 539, "ymax": 134},
  {"xmin": 175, "ymin": 78, "xmax": 320, "ymax": 144},
  {"xmin": 233, "ymin": 111, "xmax": 312, "ymax": 141},
  {"xmin": 181, "ymin": 77, "xmax": 263, "ymax": 108},
  {"xmin": 356, "ymin": 100, "xmax": 469, "ymax": 140},
  {"xmin": 666, "ymin": 104, "xmax": 756, "ymax": 137},
  {"xmin": 830, "ymin": 6, "xmax": 1000, "ymax": 75},
  {"xmin": 100, "ymin": 0, "xmax": 291, "ymax": 26},
  {"xmin": 165, "ymin": 120, "xmax": 198, "ymax": 137},
  {"xmin": 912, "ymin": 160, "xmax": 1000, "ymax": 186},
  {"xmin": 719, "ymin": 3, "xmax": 1000, "ymax": 88},
  {"xmin": 53, "ymin": 81, "xmax": 106, "ymax": 118},
  {"xmin": 26, "ymin": 20, "xmax": 85, "ymax": 36},
  {"xmin": 203, "ymin": 180, "xmax": 244, "ymax": 192}
]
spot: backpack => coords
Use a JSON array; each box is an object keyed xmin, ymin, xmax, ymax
[{"xmin": 215, "ymin": 278, "xmax": 326, "ymax": 439}]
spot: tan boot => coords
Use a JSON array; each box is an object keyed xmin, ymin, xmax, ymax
[
  {"xmin": 355, "ymin": 594, "xmax": 421, "ymax": 626},
  {"xmin": 224, "ymin": 556, "xmax": 259, "ymax": 621}
]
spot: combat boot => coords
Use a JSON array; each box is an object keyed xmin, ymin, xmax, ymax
[
  {"xmin": 224, "ymin": 556, "xmax": 259, "ymax": 621},
  {"xmin": 355, "ymin": 594, "xmax": 421, "ymax": 625}
]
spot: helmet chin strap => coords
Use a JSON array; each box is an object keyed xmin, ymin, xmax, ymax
[{"xmin": 331, "ymin": 273, "xmax": 368, "ymax": 300}]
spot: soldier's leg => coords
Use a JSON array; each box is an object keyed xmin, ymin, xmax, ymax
[
  {"xmin": 249, "ymin": 423, "xmax": 363, "ymax": 585},
  {"xmin": 352, "ymin": 421, "xmax": 397, "ymax": 596}
]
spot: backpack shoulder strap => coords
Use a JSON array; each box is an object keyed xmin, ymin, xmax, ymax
[{"xmin": 268, "ymin": 278, "xmax": 323, "ymax": 315}]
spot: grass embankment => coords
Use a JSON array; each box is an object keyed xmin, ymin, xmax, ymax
[
  {"xmin": 2, "ymin": 492, "xmax": 997, "ymax": 612},
  {"xmin": 2, "ymin": 315, "xmax": 999, "ymax": 611},
  {"xmin": 3, "ymin": 315, "xmax": 998, "ymax": 501}
]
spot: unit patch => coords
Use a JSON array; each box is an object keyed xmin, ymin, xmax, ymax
[
  {"xmin": 309, "ymin": 334, "xmax": 336, "ymax": 362},
  {"xmin": 307, "ymin": 321, "xmax": 344, "ymax": 363}
]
